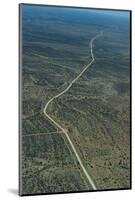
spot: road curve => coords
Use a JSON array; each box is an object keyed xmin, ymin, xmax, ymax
[{"xmin": 43, "ymin": 32, "xmax": 102, "ymax": 190}]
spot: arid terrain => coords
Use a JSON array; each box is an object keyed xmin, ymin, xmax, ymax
[{"xmin": 20, "ymin": 5, "xmax": 131, "ymax": 195}]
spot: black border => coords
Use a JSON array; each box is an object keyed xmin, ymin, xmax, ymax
[{"xmin": 19, "ymin": 3, "xmax": 132, "ymax": 196}]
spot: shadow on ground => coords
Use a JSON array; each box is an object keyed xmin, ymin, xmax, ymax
[{"xmin": 7, "ymin": 188, "xmax": 18, "ymax": 196}]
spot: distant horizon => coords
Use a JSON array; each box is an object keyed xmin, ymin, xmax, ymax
[{"xmin": 21, "ymin": 4, "xmax": 130, "ymax": 19}]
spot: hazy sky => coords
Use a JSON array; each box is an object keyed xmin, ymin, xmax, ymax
[{"xmin": 66, "ymin": 7, "xmax": 130, "ymax": 18}]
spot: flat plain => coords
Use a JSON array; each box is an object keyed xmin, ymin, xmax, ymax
[{"xmin": 20, "ymin": 5, "xmax": 131, "ymax": 195}]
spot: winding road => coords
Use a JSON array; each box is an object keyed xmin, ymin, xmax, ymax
[{"xmin": 43, "ymin": 32, "xmax": 103, "ymax": 190}]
